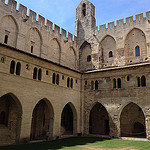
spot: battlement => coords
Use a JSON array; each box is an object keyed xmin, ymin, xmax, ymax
[
  {"xmin": 97, "ymin": 11, "xmax": 150, "ymax": 33},
  {"xmin": 0, "ymin": 0, "xmax": 77, "ymax": 44}
]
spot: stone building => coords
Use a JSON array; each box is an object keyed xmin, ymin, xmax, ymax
[{"xmin": 0, "ymin": 0, "xmax": 150, "ymax": 145}]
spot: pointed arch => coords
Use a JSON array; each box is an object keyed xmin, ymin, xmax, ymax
[
  {"xmin": 79, "ymin": 41, "xmax": 92, "ymax": 71},
  {"xmin": 48, "ymin": 38, "xmax": 61, "ymax": 64},
  {"xmin": 61, "ymin": 102, "xmax": 77, "ymax": 135},
  {"xmin": 119, "ymin": 102, "xmax": 146, "ymax": 138},
  {"xmin": 0, "ymin": 93, "xmax": 22, "ymax": 144},
  {"xmin": 25, "ymin": 27, "xmax": 43, "ymax": 57},
  {"xmin": 30, "ymin": 98, "xmax": 54, "ymax": 140},
  {"xmin": 124, "ymin": 28, "xmax": 147, "ymax": 59},
  {"xmin": 89, "ymin": 102, "xmax": 109, "ymax": 135},
  {"xmin": 99, "ymin": 35, "xmax": 116, "ymax": 67},
  {"xmin": 0, "ymin": 15, "xmax": 19, "ymax": 47}
]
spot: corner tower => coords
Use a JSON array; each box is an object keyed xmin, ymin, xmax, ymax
[{"xmin": 75, "ymin": 0, "xmax": 96, "ymax": 45}]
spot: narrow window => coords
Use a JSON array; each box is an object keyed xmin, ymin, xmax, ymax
[
  {"xmin": 52, "ymin": 73, "xmax": 56, "ymax": 84},
  {"xmin": 82, "ymin": 3, "xmax": 86, "ymax": 16},
  {"xmin": 141, "ymin": 75, "xmax": 146, "ymax": 87},
  {"xmin": 10, "ymin": 60, "xmax": 15, "ymax": 74},
  {"xmin": 16, "ymin": 62, "xmax": 21, "ymax": 76},
  {"xmin": 117, "ymin": 78, "xmax": 121, "ymax": 88},
  {"xmin": 4, "ymin": 35, "xmax": 8, "ymax": 44},
  {"xmin": 113, "ymin": 78, "xmax": 116, "ymax": 88},
  {"xmin": 127, "ymin": 76, "xmax": 130, "ymax": 81},
  {"xmin": 71, "ymin": 78, "xmax": 73, "ymax": 88},
  {"xmin": 67, "ymin": 77, "xmax": 70, "ymax": 88},
  {"xmin": 135, "ymin": 46, "xmax": 140, "ymax": 57},
  {"xmin": 1, "ymin": 57, "xmax": 4, "ymax": 63},
  {"xmin": 91, "ymin": 81, "xmax": 94, "ymax": 90},
  {"xmin": 87, "ymin": 55, "xmax": 91, "ymax": 62},
  {"xmin": 38, "ymin": 69, "xmax": 42, "ymax": 81},
  {"xmin": 76, "ymin": 80, "xmax": 77, "ymax": 84},
  {"xmin": 33, "ymin": 67, "xmax": 37, "ymax": 79},
  {"xmin": 137, "ymin": 77, "xmax": 140, "ymax": 87},
  {"xmin": 95, "ymin": 80, "xmax": 98, "ymax": 90},
  {"xmin": 56, "ymin": 74, "xmax": 59, "ymax": 85},
  {"xmin": 31, "ymin": 46, "xmax": 34, "ymax": 53},
  {"xmin": 0, "ymin": 111, "xmax": 6, "ymax": 125},
  {"xmin": 85, "ymin": 80, "xmax": 87, "ymax": 86},
  {"xmin": 62, "ymin": 75, "xmax": 64, "ymax": 80},
  {"xmin": 109, "ymin": 51, "xmax": 113, "ymax": 58},
  {"xmin": 46, "ymin": 70, "xmax": 49, "ymax": 75}
]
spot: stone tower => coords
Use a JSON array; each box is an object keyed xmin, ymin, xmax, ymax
[{"xmin": 75, "ymin": 0, "xmax": 96, "ymax": 45}]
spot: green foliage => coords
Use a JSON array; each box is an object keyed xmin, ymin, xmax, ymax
[{"xmin": 0, "ymin": 137, "xmax": 150, "ymax": 150}]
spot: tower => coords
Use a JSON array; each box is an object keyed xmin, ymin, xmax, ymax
[{"xmin": 75, "ymin": 0, "xmax": 96, "ymax": 45}]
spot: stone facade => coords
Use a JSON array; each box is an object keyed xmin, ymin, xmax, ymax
[{"xmin": 0, "ymin": 0, "xmax": 150, "ymax": 146}]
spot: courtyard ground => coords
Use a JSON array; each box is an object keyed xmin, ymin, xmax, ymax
[{"xmin": 0, "ymin": 137, "xmax": 150, "ymax": 150}]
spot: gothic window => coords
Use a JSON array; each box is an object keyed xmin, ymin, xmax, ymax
[
  {"xmin": 33, "ymin": 67, "xmax": 37, "ymax": 79},
  {"xmin": 135, "ymin": 46, "xmax": 140, "ymax": 57},
  {"xmin": 71, "ymin": 78, "xmax": 73, "ymax": 88},
  {"xmin": 109, "ymin": 51, "xmax": 113, "ymax": 58},
  {"xmin": 67, "ymin": 77, "xmax": 70, "ymax": 88},
  {"xmin": 137, "ymin": 77, "xmax": 140, "ymax": 87},
  {"xmin": 141, "ymin": 75, "xmax": 146, "ymax": 87},
  {"xmin": 46, "ymin": 70, "xmax": 49, "ymax": 75},
  {"xmin": 4, "ymin": 35, "xmax": 8, "ymax": 44},
  {"xmin": 52, "ymin": 73, "xmax": 56, "ymax": 84},
  {"xmin": 95, "ymin": 80, "xmax": 98, "ymax": 90},
  {"xmin": 127, "ymin": 76, "xmax": 130, "ymax": 81},
  {"xmin": 87, "ymin": 55, "xmax": 91, "ymax": 62},
  {"xmin": 10, "ymin": 60, "xmax": 15, "ymax": 74},
  {"xmin": 113, "ymin": 78, "xmax": 116, "ymax": 88},
  {"xmin": 1, "ymin": 57, "xmax": 4, "ymax": 63},
  {"xmin": 38, "ymin": 69, "xmax": 42, "ymax": 81},
  {"xmin": 82, "ymin": 3, "xmax": 86, "ymax": 16},
  {"xmin": 117, "ymin": 78, "xmax": 121, "ymax": 88},
  {"xmin": 56, "ymin": 74, "xmax": 59, "ymax": 85},
  {"xmin": 16, "ymin": 62, "xmax": 21, "ymax": 76},
  {"xmin": 26, "ymin": 64, "xmax": 29, "ymax": 70},
  {"xmin": 91, "ymin": 81, "xmax": 94, "ymax": 90}
]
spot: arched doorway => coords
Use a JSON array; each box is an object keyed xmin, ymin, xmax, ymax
[
  {"xmin": 61, "ymin": 103, "xmax": 77, "ymax": 135},
  {"xmin": 89, "ymin": 103, "xmax": 110, "ymax": 135},
  {"xmin": 0, "ymin": 93, "xmax": 22, "ymax": 144},
  {"xmin": 120, "ymin": 102, "xmax": 146, "ymax": 138},
  {"xmin": 30, "ymin": 99, "xmax": 54, "ymax": 140}
]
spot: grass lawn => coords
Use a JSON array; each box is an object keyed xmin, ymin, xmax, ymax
[{"xmin": 0, "ymin": 137, "xmax": 150, "ymax": 150}]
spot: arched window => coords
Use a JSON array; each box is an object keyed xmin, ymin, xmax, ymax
[
  {"xmin": 67, "ymin": 77, "xmax": 70, "ymax": 88},
  {"xmin": 135, "ymin": 46, "xmax": 140, "ymax": 57},
  {"xmin": 109, "ymin": 51, "xmax": 113, "ymax": 58},
  {"xmin": 113, "ymin": 78, "xmax": 116, "ymax": 88},
  {"xmin": 56, "ymin": 74, "xmax": 59, "ymax": 85},
  {"xmin": 95, "ymin": 80, "xmax": 98, "ymax": 90},
  {"xmin": 10, "ymin": 60, "xmax": 15, "ymax": 74},
  {"xmin": 137, "ymin": 77, "xmax": 140, "ymax": 87},
  {"xmin": 91, "ymin": 81, "xmax": 94, "ymax": 90},
  {"xmin": 16, "ymin": 62, "xmax": 21, "ymax": 76},
  {"xmin": 4, "ymin": 35, "xmax": 8, "ymax": 44},
  {"xmin": 71, "ymin": 78, "xmax": 73, "ymax": 88},
  {"xmin": 0, "ymin": 111, "xmax": 6, "ymax": 125},
  {"xmin": 82, "ymin": 3, "xmax": 86, "ymax": 16},
  {"xmin": 38, "ymin": 69, "xmax": 42, "ymax": 81},
  {"xmin": 117, "ymin": 78, "xmax": 121, "ymax": 88},
  {"xmin": 141, "ymin": 76, "xmax": 146, "ymax": 87},
  {"xmin": 31, "ymin": 46, "xmax": 34, "ymax": 53},
  {"xmin": 52, "ymin": 73, "xmax": 56, "ymax": 84},
  {"xmin": 87, "ymin": 55, "xmax": 91, "ymax": 62},
  {"xmin": 33, "ymin": 67, "xmax": 37, "ymax": 79}
]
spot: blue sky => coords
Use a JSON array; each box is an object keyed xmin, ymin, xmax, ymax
[{"xmin": 7, "ymin": 0, "xmax": 150, "ymax": 34}]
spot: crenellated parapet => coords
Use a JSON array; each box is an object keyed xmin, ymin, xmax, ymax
[
  {"xmin": 0, "ymin": 0, "xmax": 77, "ymax": 44},
  {"xmin": 96, "ymin": 12, "xmax": 150, "ymax": 33},
  {"xmin": 0, "ymin": 0, "xmax": 78, "ymax": 70}
]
